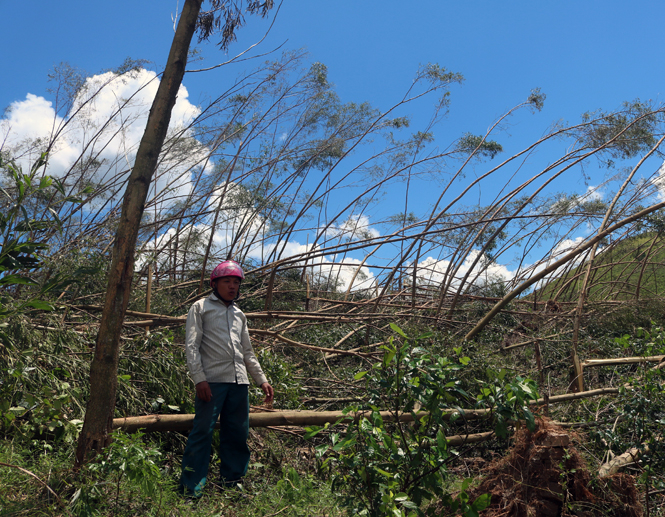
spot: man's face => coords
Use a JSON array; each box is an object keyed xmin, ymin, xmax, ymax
[{"xmin": 213, "ymin": 276, "xmax": 241, "ymax": 302}]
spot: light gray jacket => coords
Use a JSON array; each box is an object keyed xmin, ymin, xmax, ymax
[{"xmin": 184, "ymin": 294, "xmax": 268, "ymax": 387}]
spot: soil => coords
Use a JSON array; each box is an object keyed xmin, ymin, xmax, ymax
[{"xmin": 443, "ymin": 419, "xmax": 643, "ymax": 517}]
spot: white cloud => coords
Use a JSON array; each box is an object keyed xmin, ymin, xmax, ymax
[
  {"xmin": 582, "ymin": 185, "xmax": 603, "ymax": 202},
  {"xmin": 516, "ymin": 235, "xmax": 588, "ymax": 291},
  {"xmin": 244, "ymin": 237, "xmax": 376, "ymax": 293},
  {"xmin": 136, "ymin": 224, "xmax": 211, "ymax": 273},
  {"xmin": 1, "ymin": 69, "xmax": 206, "ymax": 208},
  {"xmin": 2, "ymin": 93, "xmax": 60, "ymax": 142},
  {"xmin": 299, "ymin": 253, "xmax": 376, "ymax": 292},
  {"xmin": 254, "ymin": 246, "xmax": 378, "ymax": 292},
  {"xmin": 206, "ymin": 182, "xmax": 271, "ymax": 258},
  {"xmin": 410, "ymin": 235, "xmax": 592, "ymax": 297},
  {"xmin": 550, "ymin": 237, "xmax": 586, "ymax": 259},
  {"xmin": 655, "ymin": 160, "xmax": 665, "ymax": 201},
  {"xmin": 413, "ymin": 250, "xmax": 515, "ymax": 290},
  {"xmin": 136, "ymin": 181, "xmax": 377, "ymax": 292},
  {"xmin": 326, "ymin": 214, "xmax": 380, "ymax": 242}
]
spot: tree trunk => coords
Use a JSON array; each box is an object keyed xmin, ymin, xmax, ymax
[
  {"xmin": 74, "ymin": 0, "xmax": 203, "ymax": 469},
  {"xmin": 109, "ymin": 388, "xmax": 619, "ymax": 433}
]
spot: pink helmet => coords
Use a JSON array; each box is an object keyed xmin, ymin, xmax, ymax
[{"xmin": 210, "ymin": 260, "xmax": 245, "ymax": 285}]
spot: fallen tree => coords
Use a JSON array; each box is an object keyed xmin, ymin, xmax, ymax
[
  {"xmin": 110, "ymin": 387, "xmax": 620, "ymax": 433},
  {"xmin": 113, "ymin": 409, "xmax": 433, "ymax": 433},
  {"xmin": 112, "ymin": 411, "xmax": 497, "ymax": 447}
]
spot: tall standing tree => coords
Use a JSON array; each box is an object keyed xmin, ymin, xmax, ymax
[{"xmin": 75, "ymin": 0, "xmax": 275, "ymax": 468}]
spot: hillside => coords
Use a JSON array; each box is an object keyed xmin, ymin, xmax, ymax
[{"xmin": 536, "ymin": 231, "xmax": 665, "ymax": 303}]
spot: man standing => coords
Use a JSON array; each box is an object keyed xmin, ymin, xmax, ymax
[{"xmin": 179, "ymin": 260, "xmax": 274, "ymax": 497}]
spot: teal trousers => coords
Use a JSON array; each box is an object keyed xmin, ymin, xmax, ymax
[{"xmin": 179, "ymin": 383, "xmax": 250, "ymax": 497}]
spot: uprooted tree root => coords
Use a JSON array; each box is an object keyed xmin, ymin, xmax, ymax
[{"xmin": 445, "ymin": 420, "xmax": 642, "ymax": 517}]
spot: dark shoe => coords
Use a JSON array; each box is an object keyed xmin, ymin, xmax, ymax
[{"xmin": 177, "ymin": 483, "xmax": 202, "ymax": 500}]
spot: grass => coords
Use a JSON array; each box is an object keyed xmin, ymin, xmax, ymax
[
  {"xmin": 5, "ymin": 271, "xmax": 665, "ymax": 515},
  {"xmin": 0, "ymin": 432, "xmax": 342, "ymax": 517}
]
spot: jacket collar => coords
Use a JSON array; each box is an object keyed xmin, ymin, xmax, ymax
[{"xmin": 208, "ymin": 292, "xmax": 234, "ymax": 307}]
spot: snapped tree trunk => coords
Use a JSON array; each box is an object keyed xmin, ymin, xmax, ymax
[{"xmin": 74, "ymin": 0, "xmax": 203, "ymax": 469}]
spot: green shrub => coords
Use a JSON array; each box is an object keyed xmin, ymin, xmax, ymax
[{"xmin": 306, "ymin": 324, "xmax": 498, "ymax": 516}]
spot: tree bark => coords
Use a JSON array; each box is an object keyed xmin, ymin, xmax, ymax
[
  {"xmin": 598, "ymin": 446, "xmax": 643, "ymax": 478},
  {"xmin": 74, "ymin": 0, "xmax": 203, "ymax": 469}
]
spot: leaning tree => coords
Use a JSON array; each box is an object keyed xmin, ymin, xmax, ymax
[{"xmin": 75, "ymin": 0, "xmax": 276, "ymax": 468}]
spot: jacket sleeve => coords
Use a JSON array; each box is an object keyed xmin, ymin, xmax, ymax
[
  {"xmin": 240, "ymin": 314, "xmax": 268, "ymax": 386},
  {"xmin": 184, "ymin": 302, "xmax": 207, "ymax": 385}
]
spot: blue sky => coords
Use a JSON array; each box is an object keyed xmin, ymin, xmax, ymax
[
  {"xmin": 1, "ymin": 1, "xmax": 664, "ymax": 290},
  {"xmin": 4, "ymin": 1, "xmax": 663, "ymax": 131}
]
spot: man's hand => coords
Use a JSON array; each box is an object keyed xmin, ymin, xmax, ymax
[
  {"xmin": 260, "ymin": 382, "xmax": 274, "ymax": 405},
  {"xmin": 195, "ymin": 381, "xmax": 212, "ymax": 402}
]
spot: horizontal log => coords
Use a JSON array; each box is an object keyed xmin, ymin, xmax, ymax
[
  {"xmin": 111, "ymin": 387, "xmax": 619, "ymax": 434},
  {"xmin": 502, "ymin": 333, "xmax": 567, "ymax": 351},
  {"xmin": 445, "ymin": 431, "xmax": 495, "ymax": 447},
  {"xmin": 112, "ymin": 410, "xmax": 431, "ymax": 433},
  {"xmin": 111, "ymin": 412, "xmax": 497, "ymax": 447},
  {"xmin": 247, "ymin": 312, "xmax": 390, "ymax": 322},
  {"xmin": 251, "ymin": 330, "xmax": 375, "ymax": 358},
  {"xmin": 72, "ymin": 305, "xmax": 185, "ymax": 322},
  {"xmin": 302, "ymin": 397, "xmax": 364, "ymax": 404},
  {"xmin": 538, "ymin": 387, "xmax": 619, "ymax": 403},
  {"xmin": 71, "ymin": 304, "xmax": 386, "ymax": 323},
  {"xmin": 128, "ymin": 319, "xmax": 182, "ymax": 327},
  {"xmin": 581, "ymin": 356, "xmax": 665, "ymax": 368}
]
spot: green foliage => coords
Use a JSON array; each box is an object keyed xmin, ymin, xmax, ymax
[
  {"xmin": 421, "ymin": 63, "xmax": 464, "ymax": 87},
  {"xmin": 71, "ymin": 430, "xmax": 163, "ymax": 516},
  {"xmin": 476, "ymin": 369, "xmax": 539, "ymax": 438},
  {"xmin": 309, "ymin": 61, "xmax": 329, "ymax": 88},
  {"xmin": 441, "ymin": 479, "xmax": 491, "ymax": 517},
  {"xmin": 252, "ymin": 349, "xmax": 302, "ymax": 409},
  {"xmin": 0, "ymin": 321, "xmax": 192, "ymax": 445},
  {"xmin": 532, "ymin": 229, "xmax": 665, "ymax": 322},
  {"xmin": 578, "ymin": 99, "xmax": 661, "ymax": 160},
  {"xmin": 548, "ymin": 191, "xmax": 608, "ymax": 216},
  {"xmin": 592, "ymin": 326, "xmax": 665, "ymax": 508},
  {"xmin": 197, "ymin": 0, "xmax": 276, "ymax": 51},
  {"xmin": 635, "ymin": 208, "xmax": 665, "ymax": 235},
  {"xmin": 0, "ymin": 153, "xmax": 97, "ymax": 336},
  {"xmin": 455, "ymin": 133, "xmax": 503, "ymax": 159},
  {"xmin": 251, "ymin": 466, "xmax": 336, "ymax": 515},
  {"xmin": 1, "ymin": 369, "xmax": 83, "ymax": 443},
  {"xmin": 527, "ymin": 87, "xmax": 546, "ymax": 111},
  {"xmin": 0, "ymin": 323, "xmax": 89, "ymax": 442},
  {"xmin": 0, "ymin": 155, "xmax": 62, "ymax": 317},
  {"xmin": 43, "ymin": 248, "xmax": 108, "ymax": 303},
  {"xmin": 115, "ymin": 330, "xmax": 192, "ymax": 416},
  {"xmin": 0, "ymin": 424, "xmax": 341, "ymax": 517},
  {"xmin": 306, "ymin": 324, "xmax": 493, "ymax": 516}
]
